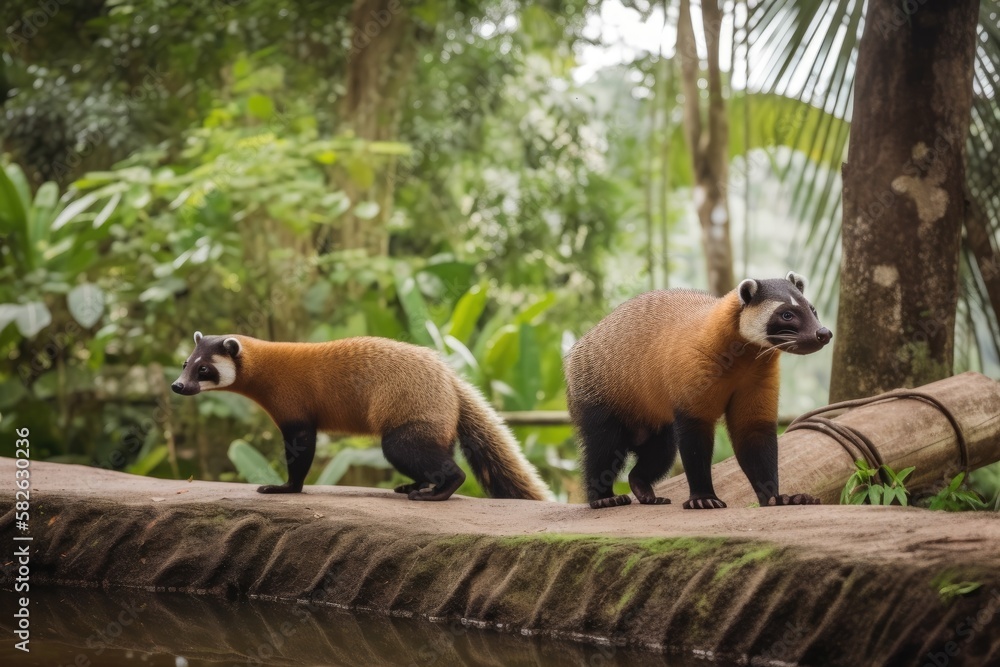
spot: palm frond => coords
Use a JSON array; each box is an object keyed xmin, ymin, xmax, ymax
[{"xmin": 746, "ymin": 0, "xmax": 1000, "ymax": 368}]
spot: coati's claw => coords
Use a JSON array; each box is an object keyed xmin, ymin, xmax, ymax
[
  {"xmin": 590, "ymin": 494, "xmax": 632, "ymax": 509},
  {"xmin": 767, "ymin": 493, "xmax": 821, "ymax": 506},
  {"xmin": 637, "ymin": 496, "xmax": 671, "ymax": 505},
  {"xmin": 257, "ymin": 483, "xmax": 303, "ymax": 494},
  {"xmin": 394, "ymin": 482, "xmax": 431, "ymax": 494},
  {"xmin": 407, "ymin": 486, "xmax": 456, "ymax": 502},
  {"xmin": 682, "ymin": 495, "xmax": 727, "ymax": 510}
]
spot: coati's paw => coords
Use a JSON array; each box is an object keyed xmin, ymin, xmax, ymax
[
  {"xmin": 636, "ymin": 495, "xmax": 671, "ymax": 505},
  {"xmin": 407, "ymin": 486, "xmax": 455, "ymax": 502},
  {"xmin": 767, "ymin": 493, "xmax": 821, "ymax": 506},
  {"xmin": 683, "ymin": 495, "xmax": 727, "ymax": 510},
  {"xmin": 589, "ymin": 494, "xmax": 632, "ymax": 509},
  {"xmin": 394, "ymin": 482, "xmax": 430, "ymax": 494},
  {"xmin": 257, "ymin": 483, "xmax": 303, "ymax": 494}
]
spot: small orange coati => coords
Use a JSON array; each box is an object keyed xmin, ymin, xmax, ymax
[
  {"xmin": 171, "ymin": 333, "xmax": 552, "ymax": 502},
  {"xmin": 564, "ymin": 272, "xmax": 832, "ymax": 509}
]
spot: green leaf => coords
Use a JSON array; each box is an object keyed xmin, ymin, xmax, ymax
[
  {"xmin": 315, "ymin": 447, "xmax": 392, "ymax": 486},
  {"xmin": 67, "ymin": 283, "xmax": 105, "ymax": 328},
  {"xmin": 227, "ymin": 439, "xmax": 283, "ymax": 485},
  {"xmin": 30, "ymin": 181, "xmax": 60, "ymax": 244},
  {"xmin": 0, "ymin": 379, "xmax": 28, "ymax": 409},
  {"xmin": 50, "ymin": 193, "xmax": 98, "ymax": 232},
  {"xmin": 14, "ymin": 302, "xmax": 52, "ymax": 338},
  {"xmin": 512, "ymin": 324, "xmax": 541, "ymax": 410},
  {"xmin": 91, "ymin": 191, "xmax": 121, "ymax": 229},
  {"xmin": 247, "ymin": 94, "xmax": 275, "ymax": 120},
  {"xmin": 314, "ymin": 449, "xmax": 355, "ymax": 486},
  {"xmin": 514, "ymin": 292, "xmax": 556, "ymax": 325},
  {"xmin": 395, "ymin": 269, "xmax": 433, "ymax": 347},
  {"xmin": 868, "ymin": 485, "xmax": 882, "ymax": 506},
  {"xmin": 302, "ymin": 280, "xmax": 332, "ymax": 316},
  {"xmin": 127, "ymin": 445, "xmax": 169, "ymax": 476},
  {"xmin": 0, "ymin": 164, "xmax": 29, "ymax": 235},
  {"xmin": 353, "ymin": 201, "xmax": 380, "ymax": 220},
  {"xmin": 445, "ymin": 284, "xmax": 487, "ymax": 345},
  {"xmin": 947, "ymin": 472, "xmax": 966, "ymax": 493}
]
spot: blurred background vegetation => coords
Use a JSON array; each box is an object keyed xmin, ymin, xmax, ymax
[{"xmin": 1, "ymin": 0, "xmax": 998, "ymax": 504}]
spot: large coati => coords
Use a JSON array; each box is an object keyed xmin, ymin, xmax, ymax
[
  {"xmin": 564, "ymin": 272, "xmax": 832, "ymax": 509},
  {"xmin": 172, "ymin": 333, "xmax": 552, "ymax": 502}
]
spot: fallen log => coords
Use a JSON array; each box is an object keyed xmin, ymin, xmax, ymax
[{"xmin": 657, "ymin": 371, "xmax": 1000, "ymax": 506}]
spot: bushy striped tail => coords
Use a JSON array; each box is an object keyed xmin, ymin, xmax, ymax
[{"xmin": 454, "ymin": 380, "xmax": 554, "ymax": 501}]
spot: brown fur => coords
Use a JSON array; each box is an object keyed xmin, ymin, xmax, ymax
[
  {"xmin": 565, "ymin": 290, "xmax": 779, "ymax": 434},
  {"xmin": 214, "ymin": 336, "xmax": 552, "ymax": 501}
]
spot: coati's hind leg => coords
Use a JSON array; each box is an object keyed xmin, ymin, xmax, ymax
[
  {"xmin": 675, "ymin": 412, "xmax": 727, "ymax": 509},
  {"xmin": 575, "ymin": 403, "xmax": 633, "ymax": 509},
  {"xmin": 628, "ymin": 425, "xmax": 676, "ymax": 505},
  {"xmin": 381, "ymin": 422, "xmax": 466, "ymax": 501}
]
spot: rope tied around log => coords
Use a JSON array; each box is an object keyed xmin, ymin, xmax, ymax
[{"xmin": 785, "ymin": 389, "xmax": 970, "ymax": 484}]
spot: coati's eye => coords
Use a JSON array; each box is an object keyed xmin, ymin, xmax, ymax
[
  {"xmin": 182, "ymin": 361, "xmax": 188, "ymax": 369},
  {"xmin": 781, "ymin": 311, "xmax": 794, "ymax": 321},
  {"xmin": 198, "ymin": 366, "xmax": 209, "ymax": 375}
]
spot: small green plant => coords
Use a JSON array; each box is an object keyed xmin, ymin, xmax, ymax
[
  {"xmin": 925, "ymin": 473, "xmax": 987, "ymax": 512},
  {"xmin": 935, "ymin": 577, "xmax": 982, "ymax": 603},
  {"xmin": 840, "ymin": 459, "xmax": 914, "ymax": 506}
]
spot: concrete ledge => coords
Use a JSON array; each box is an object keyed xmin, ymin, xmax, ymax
[{"xmin": 2, "ymin": 460, "xmax": 999, "ymax": 665}]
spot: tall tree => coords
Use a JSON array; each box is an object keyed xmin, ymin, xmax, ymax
[
  {"xmin": 830, "ymin": 0, "xmax": 980, "ymax": 401},
  {"xmin": 676, "ymin": 0, "xmax": 735, "ymax": 296},
  {"xmin": 329, "ymin": 0, "xmax": 417, "ymax": 257}
]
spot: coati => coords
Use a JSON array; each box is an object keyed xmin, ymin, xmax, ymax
[
  {"xmin": 564, "ymin": 272, "xmax": 832, "ymax": 509},
  {"xmin": 171, "ymin": 333, "xmax": 553, "ymax": 502}
]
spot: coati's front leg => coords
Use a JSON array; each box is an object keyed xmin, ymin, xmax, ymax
[
  {"xmin": 258, "ymin": 422, "xmax": 316, "ymax": 494},
  {"xmin": 726, "ymin": 391, "xmax": 820, "ymax": 507},
  {"xmin": 675, "ymin": 413, "xmax": 727, "ymax": 509}
]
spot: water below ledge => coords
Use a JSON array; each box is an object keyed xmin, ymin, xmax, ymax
[{"xmin": 0, "ymin": 587, "xmax": 702, "ymax": 667}]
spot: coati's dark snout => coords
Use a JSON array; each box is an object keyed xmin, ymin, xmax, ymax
[
  {"xmin": 171, "ymin": 381, "xmax": 200, "ymax": 396},
  {"xmin": 783, "ymin": 326, "xmax": 833, "ymax": 355}
]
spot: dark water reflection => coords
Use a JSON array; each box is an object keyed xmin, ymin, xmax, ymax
[{"xmin": 0, "ymin": 588, "xmax": 694, "ymax": 666}]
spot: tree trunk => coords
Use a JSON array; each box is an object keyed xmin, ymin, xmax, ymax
[
  {"xmin": 677, "ymin": 0, "xmax": 735, "ymax": 296},
  {"xmin": 329, "ymin": 0, "xmax": 413, "ymax": 257},
  {"xmin": 830, "ymin": 0, "xmax": 979, "ymax": 402}
]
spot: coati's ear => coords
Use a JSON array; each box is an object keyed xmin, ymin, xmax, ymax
[
  {"xmin": 738, "ymin": 279, "xmax": 758, "ymax": 306},
  {"xmin": 786, "ymin": 271, "xmax": 806, "ymax": 294},
  {"xmin": 223, "ymin": 337, "xmax": 242, "ymax": 358},
  {"xmin": 194, "ymin": 331, "xmax": 203, "ymax": 344}
]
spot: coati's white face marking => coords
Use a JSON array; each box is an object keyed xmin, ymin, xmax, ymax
[
  {"xmin": 789, "ymin": 296, "xmax": 798, "ymax": 306},
  {"xmin": 202, "ymin": 355, "xmax": 237, "ymax": 390},
  {"xmin": 739, "ymin": 299, "xmax": 781, "ymax": 347}
]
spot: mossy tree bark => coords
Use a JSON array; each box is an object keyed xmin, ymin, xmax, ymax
[{"xmin": 830, "ymin": 0, "xmax": 980, "ymax": 402}]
